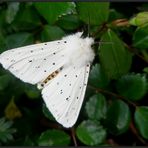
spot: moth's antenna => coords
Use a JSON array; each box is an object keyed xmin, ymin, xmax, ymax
[
  {"xmin": 93, "ymin": 41, "xmax": 113, "ymax": 45},
  {"xmin": 87, "ymin": 11, "xmax": 90, "ymax": 37}
]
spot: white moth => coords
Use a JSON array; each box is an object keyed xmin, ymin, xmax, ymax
[{"xmin": 0, "ymin": 32, "xmax": 95, "ymax": 128}]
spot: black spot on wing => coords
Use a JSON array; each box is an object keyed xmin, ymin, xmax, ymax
[{"xmin": 35, "ymin": 66, "xmax": 40, "ymax": 68}]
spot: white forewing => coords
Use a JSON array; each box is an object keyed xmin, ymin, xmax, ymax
[
  {"xmin": 42, "ymin": 63, "xmax": 90, "ymax": 128},
  {"xmin": 0, "ymin": 32, "xmax": 95, "ymax": 128},
  {"xmin": 0, "ymin": 40, "xmax": 67, "ymax": 84}
]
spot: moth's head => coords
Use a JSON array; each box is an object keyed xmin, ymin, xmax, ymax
[
  {"xmin": 74, "ymin": 32, "xmax": 94, "ymax": 47},
  {"xmin": 84, "ymin": 37, "xmax": 94, "ymax": 47},
  {"xmin": 62, "ymin": 32, "xmax": 95, "ymax": 66}
]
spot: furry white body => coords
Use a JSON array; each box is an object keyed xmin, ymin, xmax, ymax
[{"xmin": 0, "ymin": 32, "xmax": 94, "ymax": 128}]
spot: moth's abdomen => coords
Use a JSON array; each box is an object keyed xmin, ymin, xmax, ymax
[{"xmin": 37, "ymin": 67, "xmax": 63, "ymax": 89}]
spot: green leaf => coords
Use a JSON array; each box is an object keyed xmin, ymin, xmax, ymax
[
  {"xmin": 143, "ymin": 67, "xmax": 148, "ymax": 73},
  {"xmin": 11, "ymin": 5, "xmax": 41, "ymax": 31},
  {"xmin": 57, "ymin": 15, "xmax": 81, "ymax": 30},
  {"xmin": 41, "ymin": 25, "xmax": 65, "ymax": 42},
  {"xmin": 76, "ymin": 120, "xmax": 106, "ymax": 146},
  {"xmin": 35, "ymin": 2, "xmax": 76, "ymax": 25},
  {"xmin": 85, "ymin": 94, "xmax": 107, "ymax": 120},
  {"xmin": 135, "ymin": 106, "xmax": 148, "ymax": 139},
  {"xmin": 105, "ymin": 100, "xmax": 131, "ymax": 135},
  {"xmin": 133, "ymin": 24, "xmax": 148, "ymax": 50},
  {"xmin": 0, "ymin": 74, "xmax": 11, "ymax": 91},
  {"xmin": 89, "ymin": 64, "xmax": 109, "ymax": 88},
  {"xmin": 116, "ymin": 73, "xmax": 147, "ymax": 101},
  {"xmin": 99, "ymin": 29, "xmax": 132, "ymax": 79},
  {"xmin": 6, "ymin": 32, "xmax": 34, "ymax": 49},
  {"xmin": 6, "ymin": 2, "xmax": 20, "ymax": 24},
  {"xmin": 38, "ymin": 129, "xmax": 70, "ymax": 146},
  {"xmin": 0, "ymin": 32, "xmax": 7, "ymax": 53},
  {"xmin": 4, "ymin": 97, "xmax": 22, "ymax": 120},
  {"xmin": 0, "ymin": 117, "xmax": 16, "ymax": 143},
  {"xmin": 0, "ymin": 10, "xmax": 7, "ymax": 28},
  {"xmin": 77, "ymin": 2, "xmax": 109, "ymax": 25},
  {"xmin": 23, "ymin": 136, "xmax": 34, "ymax": 146},
  {"xmin": 108, "ymin": 9, "xmax": 124, "ymax": 22},
  {"xmin": 24, "ymin": 84, "xmax": 40, "ymax": 99},
  {"xmin": 129, "ymin": 12, "xmax": 148, "ymax": 27},
  {"xmin": 42, "ymin": 104, "xmax": 55, "ymax": 121}
]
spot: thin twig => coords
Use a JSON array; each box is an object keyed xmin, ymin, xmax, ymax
[
  {"xmin": 130, "ymin": 121, "xmax": 148, "ymax": 145},
  {"xmin": 92, "ymin": 23, "xmax": 108, "ymax": 37},
  {"xmin": 125, "ymin": 44, "xmax": 148, "ymax": 64},
  {"xmin": 71, "ymin": 127, "xmax": 77, "ymax": 147},
  {"xmin": 40, "ymin": 117, "xmax": 63, "ymax": 129},
  {"xmin": 88, "ymin": 85, "xmax": 137, "ymax": 108},
  {"xmin": 107, "ymin": 139, "xmax": 119, "ymax": 146}
]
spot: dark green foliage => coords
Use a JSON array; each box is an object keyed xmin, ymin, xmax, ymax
[
  {"xmin": 99, "ymin": 29, "xmax": 132, "ymax": 79},
  {"xmin": 6, "ymin": 32, "xmax": 34, "ymax": 49},
  {"xmin": 76, "ymin": 120, "xmax": 106, "ymax": 146},
  {"xmin": 57, "ymin": 15, "xmax": 81, "ymax": 31},
  {"xmin": 0, "ymin": 2, "xmax": 147, "ymax": 146},
  {"xmin": 133, "ymin": 24, "xmax": 148, "ymax": 50},
  {"xmin": 34, "ymin": 2, "xmax": 76, "ymax": 25},
  {"xmin": 89, "ymin": 64, "xmax": 109, "ymax": 88},
  {"xmin": 105, "ymin": 100, "xmax": 131, "ymax": 135},
  {"xmin": 41, "ymin": 25, "xmax": 65, "ymax": 41},
  {"xmin": 85, "ymin": 94, "xmax": 107, "ymax": 120},
  {"xmin": 76, "ymin": 2, "xmax": 109, "ymax": 25},
  {"xmin": 38, "ymin": 129, "xmax": 70, "ymax": 146},
  {"xmin": 116, "ymin": 73, "xmax": 147, "ymax": 101},
  {"xmin": 135, "ymin": 107, "xmax": 148, "ymax": 139},
  {"xmin": 0, "ymin": 117, "xmax": 16, "ymax": 144}
]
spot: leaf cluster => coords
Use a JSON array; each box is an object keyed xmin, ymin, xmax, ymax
[{"xmin": 0, "ymin": 2, "xmax": 147, "ymax": 146}]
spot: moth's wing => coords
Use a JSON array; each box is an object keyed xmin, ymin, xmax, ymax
[
  {"xmin": 0, "ymin": 40, "xmax": 67, "ymax": 84},
  {"xmin": 42, "ymin": 63, "xmax": 90, "ymax": 128}
]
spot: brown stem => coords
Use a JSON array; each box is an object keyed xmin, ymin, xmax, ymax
[
  {"xmin": 111, "ymin": 19, "xmax": 129, "ymax": 27},
  {"xmin": 88, "ymin": 85, "xmax": 137, "ymax": 108},
  {"xmin": 130, "ymin": 121, "xmax": 148, "ymax": 145},
  {"xmin": 92, "ymin": 23, "xmax": 108, "ymax": 37},
  {"xmin": 40, "ymin": 117, "xmax": 63, "ymax": 130},
  {"xmin": 107, "ymin": 139, "xmax": 119, "ymax": 146},
  {"xmin": 125, "ymin": 44, "xmax": 148, "ymax": 63},
  {"xmin": 71, "ymin": 127, "xmax": 77, "ymax": 146}
]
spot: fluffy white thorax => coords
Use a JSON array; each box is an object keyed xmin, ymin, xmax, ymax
[{"xmin": 62, "ymin": 32, "xmax": 95, "ymax": 67}]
